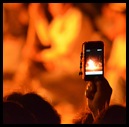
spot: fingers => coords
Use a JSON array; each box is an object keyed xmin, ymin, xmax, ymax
[
  {"xmin": 96, "ymin": 77, "xmax": 112, "ymax": 97},
  {"xmin": 86, "ymin": 81, "xmax": 97, "ymax": 100},
  {"xmin": 91, "ymin": 76, "xmax": 112, "ymax": 94},
  {"xmin": 86, "ymin": 77, "xmax": 113, "ymax": 119},
  {"xmin": 85, "ymin": 76, "xmax": 112, "ymax": 102}
]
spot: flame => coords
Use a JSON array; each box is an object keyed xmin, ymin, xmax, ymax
[
  {"xmin": 87, "ymin": 59, "xmax": 96, "ymax": 70},
  {"xmin": 86, "ymin": 58, "xmax": 102, "ymax": 71}
]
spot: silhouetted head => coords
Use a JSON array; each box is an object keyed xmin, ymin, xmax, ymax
[
  {"xmin": 3, "ymin": 92, "xmax": 23, "ymax": 102},
  {"xmin": 3, "ymin": 101, "xmax": 38, "ymax": 124},
  {"xmin": 94, "ymin": 105, "xmax": 126, "ymax": 124},
  {"xmin": 20, "ymin": 92, "xmax": 61, "ymax": 124}
]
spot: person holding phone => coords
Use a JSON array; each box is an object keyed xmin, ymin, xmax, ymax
[
  {"xmin": 73, "ymin": 76, "xmax": 112, "ymax": 124},
  {"xmin": 86, "ymin": 77, "xmax": 112, "ymax": 119},
  {"xmin": 83, "ymin": 41, "xmax": 112, "ymax": 119},
  {"xmin": 74, "ymin": 41, "xmax": 112, "ymax": 124}
]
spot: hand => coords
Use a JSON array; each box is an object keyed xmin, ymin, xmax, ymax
[{"xmin": 85, "ymin": 77, "xmax": 112, "ymax": 119}]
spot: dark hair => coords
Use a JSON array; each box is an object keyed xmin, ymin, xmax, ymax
[
  {"xmin": 3, "ymin": 92, "xmax": 61, "ymax": 124},
  {"xmin": 73, "ymin": 113, "xmax": 93, "ymax": 124},
  {"xmin": 93, "ymin": 105, "xmax": 126, "ymax": 124},
  {"xmin": 3, "ymin": 92, "xmax": 23, "ymax": 102},
  {"xmin": 3, "ymin": 101, "xmax": 38, "ymax": 124},
  {"xmin": 20, "ymin": 92, "xmax": 61, "ymax": 124}
]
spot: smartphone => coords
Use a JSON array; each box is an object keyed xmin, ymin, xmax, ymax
[{"xmin": 82, "ymin": 41, "xmax": 104, "ymax": 81}]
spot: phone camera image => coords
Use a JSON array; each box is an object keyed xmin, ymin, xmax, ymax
[{"xmin": 85, "ymin": 48, "xmax": 103, "ymax": 76}]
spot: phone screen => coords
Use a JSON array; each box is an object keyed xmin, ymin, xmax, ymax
[
  {"xmin": 85, "ymin": 48, "xmax": 103, "ymax": 76},
  {"xmin": 83, "ymin": 41, "xmax": 104, "ymax": 80}
]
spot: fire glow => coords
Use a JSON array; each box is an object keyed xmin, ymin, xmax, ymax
[
  {"xmin": 86, "ymin": 58, "xmax": 103, "ymax": 75},
  {"xmin": 87, "ymin": 59, "xmax": 96, "ymax": 70}
]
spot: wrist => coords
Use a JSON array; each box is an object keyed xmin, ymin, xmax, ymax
[{"xmin": 92, "ymin": 102, "xmax": 109, "ymax": 120}]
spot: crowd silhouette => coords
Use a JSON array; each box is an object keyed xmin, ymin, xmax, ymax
[
  {"xmin": 3, "ymin": 3, "xmax": 126, "ymax": 124},
  {"xmin": 3, "ymin": 77, "xmax": 126, "ymax": 124}
]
